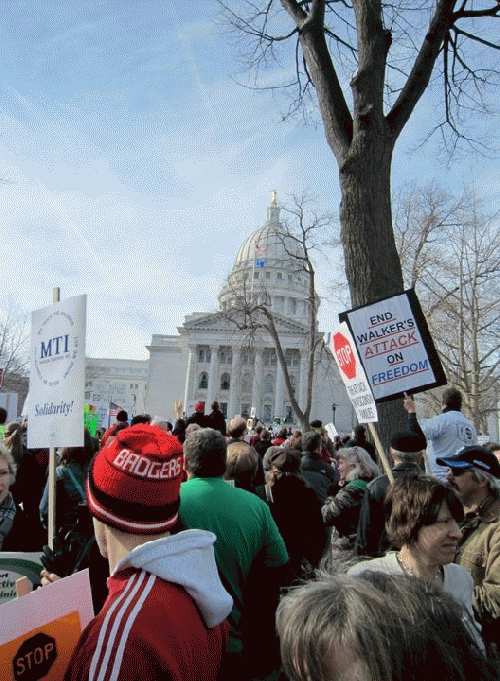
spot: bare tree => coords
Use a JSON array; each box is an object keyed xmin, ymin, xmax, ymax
[
  {"xmin": 394, "ymin": 181, "xmax": 500, "ymax": 432},
  {"xmin": 0, "ymin": 312, "xmax": 29, "ymax": 413},
  {"xmin": 221, "ymin": 193, "xmax": 334, "ymax": 430},
  {"xmin": 221, "ymin": 0, "xmax": 500, "ymax": 443}
]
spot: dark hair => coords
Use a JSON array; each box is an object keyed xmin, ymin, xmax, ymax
[
  {"xmin": 112, "ymin": 422, "xmax": 128, "ymax": 437},
  {"xmin": 442, "ymin": 387, "xmax": 462, "ymax": 410},
  {"xmin": 225, "ymin": 441, "xmax": 258, "ymax": 489},
  {"xmin": 172, "ymin": 418, "xmax": 187, "ymax": 443},
  {"xmin": 227, "ymin": 417, "xmax": 247, "ymax": 439},
  {"xmin": 386, "ymin": 474, "xmax": 463, "ymax": 549},
  {"xmin": 116, "ymin": 410, "xmax": 128, "ymax": 422},
  {"xmin": 60, "ymin": 428, "xmax": 97, "ymax": 466},
  {"xmin": 267, "ymin": 449, "xmax": 303, "ymax": 487},
  {"xmin": 260, "ymin": 428, "xmax": 271, "ymax": 442},
  {"xmin": 354, "ymin": 424, "xmax": 366, "ymax": 439},
  {"xmin": 211, "ymin": 401, "xmax": 219, "ymax": 411},
  {"xmin": 277, "ymin": 428, "xmax": 288, "ymax": 440},
  {"xmin": 184, "ymin": 428, "xmax": 227, "ymax": 478},
  {"xmin": 0, "ymin": 408, "xmax": 7, "ymax": 424},
  {"xmin": 276, "ymin": 571, "xmax": 496, "ymax": 681},
  {"xmin": 302, "ymin": 431, "xmax": 322, "ymax": 455},
  {"xmin": 130, "ymin": 414, "xmax": 151, "ymax": 426}
]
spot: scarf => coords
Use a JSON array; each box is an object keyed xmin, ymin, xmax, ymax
[{"xmin": 0, "ymin": 492, "xmax": 17, "ymax": 549}]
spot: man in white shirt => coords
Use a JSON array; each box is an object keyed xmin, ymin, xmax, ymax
[{"xmin": 403, "ymin": 387, "xmax": 476, "ymax": 481}]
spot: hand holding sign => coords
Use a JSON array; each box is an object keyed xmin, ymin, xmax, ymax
[{"xmin": 403, "ymin": 393, "xmax": 416, "ymax": 414}]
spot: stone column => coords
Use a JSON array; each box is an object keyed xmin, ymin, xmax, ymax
[
  {"xmin": 251, "ymin": 348, "xmax": 264, "ymax": 419},
  {"xmin": 183, "ymin": 346, "xmax": 196, "ymax": 414},
  {"xmin": 274, "ymin": 361, "xmax": 285, "ymax": 421},
  {"xmin": 206, "ymin": 344, "xmax": 219, "ymax": 408},
  {"xmin": 228, "ymin": 347, "xmax": 240, "ymax": 419}
]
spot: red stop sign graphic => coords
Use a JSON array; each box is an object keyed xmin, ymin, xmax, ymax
[{"xmin": 333, "ymin": 332, "xmax": 357, "ymax": 380}]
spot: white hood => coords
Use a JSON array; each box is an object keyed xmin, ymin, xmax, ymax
[{"xmin": 113, "ymin": 529, "xmax": 233, "ymax": 629}]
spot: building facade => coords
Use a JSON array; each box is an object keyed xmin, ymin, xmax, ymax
[
  {"xmin": 84, "ymin": 357, "xmax": 148, "ymax": 425},
  {"xmin": 145, "ymin": 195, "xmax": 353, "ymax": 431}
]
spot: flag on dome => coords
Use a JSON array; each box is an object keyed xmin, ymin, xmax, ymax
[{"xmin": 255, "ymin": 243, "xmax": 266, "ymax": 267}]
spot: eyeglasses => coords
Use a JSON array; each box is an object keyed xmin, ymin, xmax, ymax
[{"xmin": 448, "ymin": 467, "xmax": 471, "ymax": 477}]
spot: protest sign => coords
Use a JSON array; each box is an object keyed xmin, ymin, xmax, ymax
[
  {"xmin": 325, "ymin": 422, "xmax": 338, "ymax": 440},
  {"xmin": 0, "ymin": 553, "xmax": 43, "ymax": 605},
  {"xmin": 94, "ymin": 401, "xmax": 111, "ymax": 428},
  {"xmin": 83, "ymin": 404, "xmax": 99, "ymax": 436},
  {"xmin": 28, "ymin": 295, "xmax": 86, "ymax": 449},
  {"xmin": 329, "ymin": 323, "xmax": 377, "ymax": 424},
  {"xmin": 339, "ymin": 289, "xmax": 446, "ymax": 403},
  {"xmin": 0, "ymin": 570, "xmax": 93, "ymax": 681}
]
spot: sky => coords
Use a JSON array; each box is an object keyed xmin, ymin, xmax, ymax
[{"xmin": 1, "ymin": 0, "xmax": 499, "ymax": 361}]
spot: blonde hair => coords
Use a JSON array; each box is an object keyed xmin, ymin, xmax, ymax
[
  {"xmin": 0, "ymin": 444, "xmax": 17, "ymax": 484},
  {"xmin": 3, "ymin": 422, "xmax": 23, "ymax": 465}
]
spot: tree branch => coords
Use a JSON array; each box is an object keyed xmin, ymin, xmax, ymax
[{"xmin": 388, "ymin": 0, "xmax": 456, "ymax": 139}]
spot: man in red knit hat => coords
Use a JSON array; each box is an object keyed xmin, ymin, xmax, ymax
[{"xmin": 64, "ymin": 422, "xmax": 232, "ymax": 681}]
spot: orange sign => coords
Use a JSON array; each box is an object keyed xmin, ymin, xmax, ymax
[
  {"xmin": 0, "ymin": 611, "xmax": 82, "ymax": 681},
  {"xmin": 0, "ymin": 570, "xmax": 93, "ymax": 680}
]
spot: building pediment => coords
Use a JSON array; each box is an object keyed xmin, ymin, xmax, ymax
[
  {"xmin": 180, "ymin": 311, "xmax": 228, "ymax": 332},
  {"xmin": 180, "ymin": 309, "xmax": 309, "ymax": 336}
]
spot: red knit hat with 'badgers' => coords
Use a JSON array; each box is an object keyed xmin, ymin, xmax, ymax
[{"xmin": 87, "ymin": 423, "xmax": 184, "ymax": 535}]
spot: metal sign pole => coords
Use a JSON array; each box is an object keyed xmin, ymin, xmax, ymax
[{"xmin": 47, "ymin": 287, "xmax": 60, "ymax": 550}]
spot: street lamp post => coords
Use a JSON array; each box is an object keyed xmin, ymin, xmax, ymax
[{"xmin": 331, "ymin": 402, "xmax": 337, "ymax": 427}]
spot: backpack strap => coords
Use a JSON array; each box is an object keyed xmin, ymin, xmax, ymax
[{"xmin": 63, "ymin": 467, "xmax": 85, "ymax": 501}]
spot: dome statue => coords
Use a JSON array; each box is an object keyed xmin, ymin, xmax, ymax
[{"xmin": 218, "ymin": 193, "xmax": 313, "ymax": 319}]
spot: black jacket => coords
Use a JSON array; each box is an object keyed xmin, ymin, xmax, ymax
[
  {"xmin": 354, "ymin": 462, "xmax": 423, "ymax": 557},
  {"xmin": 186, "ymin": 411, "xmax": 209, "ymax": 428},
  {"xmin": 206, "ymin": 409, "xmax": 227, "ymax": 435},
  {"xmin": 300, "ymin": 454, "xmax": 338, "ymax": 506}
]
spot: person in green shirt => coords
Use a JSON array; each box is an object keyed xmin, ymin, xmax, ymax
[
  {"xmin": 180, "ymin": 428, "xmax": 289, "ymax": 681},
  {"xmin": 0, "ymin": 407, "xmax": 7, "ymax": 439}
]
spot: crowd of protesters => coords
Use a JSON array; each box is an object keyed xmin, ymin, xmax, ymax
[{"xmin": 1, "ymin": 389, "xmax": 500, "ymax": 679}]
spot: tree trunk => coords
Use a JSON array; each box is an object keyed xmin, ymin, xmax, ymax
[
  {"xmin": 339, "ymin": 137, "xmax": 408, "ymax": 448},
  {"xmin": 339, "ymin": 141, "xmax": 403, "ymax": 306}
]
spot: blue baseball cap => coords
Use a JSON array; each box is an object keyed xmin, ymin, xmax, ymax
[{"xmin": 437, "ymin": 446, "xmax": 500, "ymax": 478}]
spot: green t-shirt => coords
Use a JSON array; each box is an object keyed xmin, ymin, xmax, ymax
[{"xmin": 179, "ymin": 477, "xmax": 288, "ymax": 653}]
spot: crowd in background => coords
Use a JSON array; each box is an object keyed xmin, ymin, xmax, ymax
[{"xmin": 1, "ymin": 394, "xmax": 500, "ymax": 680}]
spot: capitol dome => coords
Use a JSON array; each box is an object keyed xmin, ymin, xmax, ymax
[{"xmin": 218, "ymin": 193, "xmax": 317, "ymax": 325}]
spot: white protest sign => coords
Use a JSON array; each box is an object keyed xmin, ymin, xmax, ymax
[
  {"xmin": 340, "ymin": 290, "xmax": 446, "ymax": 402},
  {"xmin": 325, "ymin": 422, "xmax": 338, "ymax": 439},
  {"xmin": 28, "ymin": 295, "xmax": 86, "ymax": 449},
  {"xmin": 0, "ymin": 569, "xmax": 94, "ymax": 681},
  {"xmin": 94, "ymin": 401, "xmax": 111, "ymax": 428},
  {"xmin": 330, "ymin": 323, "xmax": 378, "ymax": 423}
]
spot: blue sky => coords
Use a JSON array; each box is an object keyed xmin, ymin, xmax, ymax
[{"xmin": 2, "ymin": 0, "xmax": 498, "ymax": 360}]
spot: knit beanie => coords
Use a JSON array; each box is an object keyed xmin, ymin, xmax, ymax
[
  {"xmin": 195, "ymin": 401, "xmax": 205, "ymax": 413},
  {"xmin": 87, "ymin": 423, "xmax": 184, "ymax": 535}
]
